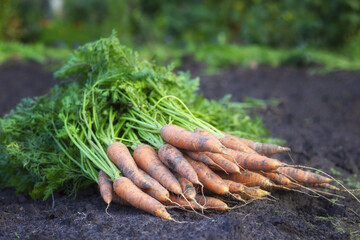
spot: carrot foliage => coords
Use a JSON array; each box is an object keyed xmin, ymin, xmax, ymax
[{"xmin": 0, "ymin": 32, "xmax": 281, "ymax": 200}]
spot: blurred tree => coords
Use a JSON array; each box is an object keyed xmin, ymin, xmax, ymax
[{"xmin": 0, "ymin": 0, "xmax": 24, "ymax": 41}]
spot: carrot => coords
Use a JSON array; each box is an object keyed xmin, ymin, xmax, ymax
[
  {"xmin": 223, "ymin": 179, "xmax": 270, "ymax": 199},
  {"xmin": 251, "ymin": 142, "xmax": 291, "ymax": 156},
  {"xmin": 158, "ymin": 144, "xmax": 200, "ymax": 185},
  {"xmin": 218, "ymin": 136, "xmax": 256, "ymax": 154},
  {"xmin": 193, "ymin": 128, "xmax": 217, "ymax": 139},
  {"xmin": 185, "ymin": 151, "xmax": 227, "ymax": 173},
  {"xmin": 186, "ymin": 156, "xmax": 229, "ymax": 195},
  {"xmin": 229, "ymin": 193, "xmax": 245, "ymax": 202},
  {"xmin": 223, "ymin": 179, "xmax": 246, "ymax": 193},
  {"xmin": 276, "ymin": 167, "xmax": 332, "ymax": 184},
  {"xmin": 138, "ymin": 169, "xmax": 170, "ymax": 202},
  {"xmin": 113, "ymin": 177, "xmax": 172, "ymax": 220},
  {"xmin": 226, "ymin": 148, "xmax": 285, "ymax": 171},
  {"xmin": 250, "ymin": 142, "xmax": 289, "ymax": 158},
  {"xmin": 133, "ymin": 144, "xmax": 183, "ymax": 195},
  {"xmin": 257, "ymin": 171, "xmax": 294, "ymax": 186},
  {"xmin": 107, "ymin": 142, "xmax": 152, "ymax": 189},
  {"xmin": 242, "ymin": 187, "xmax": 271, "ymax": 199},
  {"xmin": 173, "ymin": 172, "xmax": 197, "ymax": 200},
  {"xmin": 204, "ymin": 152, "xmax": 240, "ymax": 173},
  {"xmin": 98, "ymin": 170, "xmax": 113, "ymax": 205},
  {"xmin": 193, "ymin": 128, "xmax": 241, "ymax": 166},
  {"xmin": 112, "ymin": 190, "xmax": 130, "ymax": 206},
  {"xmin": 305, "ymin": 183, "xmax": 341, "ymax": 191},
  {"xmin": 268, "ymin": 184, "xmax": 299, "ymax": 191},
  {"xmin": 166, "ymin": 195, "xmax": 202, "ymax": 210},
  {"xmin": 185, "ymin": 151, "xmax": 217, "ymax": 167},
  {"xmin": 195, "ymin": 195, "xmax": 229, "ymax": 211},
  {"xmin": 217, "ymin": 170, "xmax": 276, "ymax": 190},
  {"xmin": 221, "ymin": 131, "xmax": 290, "ymax": 156},
  {"xmin": 160, "ymin": 124, "xmax": 226, "ymax": 154}
]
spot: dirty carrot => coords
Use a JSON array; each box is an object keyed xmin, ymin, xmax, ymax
[
  {"xmin": 98, "ymin": 170, "xmax": 113, "ymax": 205},
  {"xmin": 113, "ymin": 177, "xmax": 172, "ymax": 220},
  {"xmin": 173, "ymin": 172, "xmax": 197, "ymax": 200},
  {"xmin": 107, "ymin": 142, "xmax": 152, "ymax": 189},
  {"xmin": 205, "ymin": 152, "xmax": 240, "ymax": 173},
  {"xmin": 112, "ymin": 190, "xmax": 130, "ymax": 206},
  {"xmin": 305, "ymin": 183, "xmax": 342, "ymax": 191},
  {"xmin": 223, "ymin": 179, "xmax": 270, "ymax": 199},
  {"xmin": 276, "ymin": 167, "xmax": 332, "ymax": 184},
  {"xmin": 138, "ymin": 168, "xmax": 170, "ymax": 202},
  {"xmin": 193, "ymin": 128, "xmax": 217, "ymax": 139},
  {"xmin": 226, "ymin": 148, "xmax": 285, "ymax": 171},
  {"xmin": 160, "ymin": 124, "xmax": 227, "ymax": 154},
  {"xmin": 186, "ymin": 156, "xmax": 229, "ymax": 195},
  {"xmin": 166, "ymin": 195, "xmax": 202, "ymax": 210},
  {"xmin": 242, "ymin": 187, "xmax": 271, "ymax": 199},
  {"xmin": 133, "ymin": 144, "xmax": 183, "ymax": 195},
  {"xmin": 218, "ymin": 136, "xmax": 256, "ymax": 154},
  {"xmin": 221, "ymin": 131, "xmax": 290, "ymax": 156},
  {"xmin": 185, "ymin": 151, "xmax": 228, "ymax": 172},
  {"xmin": 217, "ymin": 170, "xmax": 276, "ymax": 190},
  {"xmin": 158, "ymin": 144, "xmax": 201, "ymax": 185},
  {"xmin": 251, "ymin": 141, "xmax": 291, "ymax": 156},
  {"xmin": 195, "ymin": 195, "xmax": 230, "ymax": 211},
  {"xmin": 257, "ymin": 171, "xmax": 295, "ymax": 186},
  {"xmin": 185, "ymin": 151, "xmax": 217, "ymax": 167},
  {"xmin": 223, "ymin": 179, "xmax": 247, "ymax": 193}
]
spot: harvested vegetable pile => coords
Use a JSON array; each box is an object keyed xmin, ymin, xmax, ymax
[{"xmin": 0, "ymin": 33, "xmax": 354, "ymax": 220}]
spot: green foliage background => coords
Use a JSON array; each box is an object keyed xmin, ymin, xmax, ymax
[{"xmin": 2, "ymin": 0, "xmax": 360, "ymax": 49}]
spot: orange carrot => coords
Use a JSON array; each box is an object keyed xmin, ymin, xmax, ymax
[
  {"xmin": 98, "ymin": 170, "xmax": 113, "ymax": 205},
  {"xmin": 276, "ymin": 167, "xmax": 332, "ymax": 184},
  {"xmin": 223, "ymin": 179, "xmax": 246, "ymax": 193},
  {"xmin": 158, "ymin": 144, "xmax": 200, "ymax": 185},
  {"xmin": 223, "ymin": 179, "xmax": 270, "ymax": 198},
  {"xmin": 112, "ymin": 190, "xmax": 130, "ymax": 206},
  {"xmin": 185, "ymin": 151, "xmax": 228, "ymax": 172},
  {"xmin": 193, "ymin": 128, "xmax": 217, "ymax": 139},
  {"xmin": 193, "ymin": 129, "xmax": 242, "ymax": 166},
  {"xmin": 166, "ymin": 195, "xmax": 202, "ymax": 210},
  {"xmin": 230, "ymin": 193, "xmax": 245, "ymax": 202},
  {"xmin": 221, "ymin": 131, "xmax": 290, "ymax": 156},
  {"xmin": 305, "ymin": 183, "xmax": 341, "ymax": 191},
  {"xmin": 226, "ymin": 148, "xmax": 285, "ymax": 171},
  {"xmin": 113, "ymin": 177, "xmax": 172, "ymax": 220},
  {"xmin": 185, "ymin": 151, "xmax": 217, "ymax": 167},
  {"xmin": 107, "ymin": 142, "xmax": 152, "ymax": 189},
  {"xmin": 242, "ymin": 187, "xmax": 271, "ymax": 199},
  {"xmin": 218, "ymin": 136, "xmax": 256, "ymax": 154},
  {"xmin": 268, "ymin": 184, "xmax": 299, "ymax": 191},
  {"xmin": 186, "ymin": 156, "xmax": 229, "ymax": 195},
  {"xmin": 258, "ymin": 171, "xmax": 294, "ymax": 186},
  {"xmin": 133, "ymin": 144, "xmax": 183, "ymax": 195},
  {"xmin": 217, "ymin": 170, "xmax": 276, "ymax": 190},
  {"xmin": 195, "ymin": 195, "xmax": 229, "ymax": 211},
  {"xmin": 161, "ymin": 124, "xmax": 226, "ymax": 154},
  {"xmin": 205, "ymin": 152, "xmax": 240, "ymax": 173},
  {"xmin": 173, "ymin": 172, "xmax": 197, "ymax": 200},
  {"xmin": 254, "ymin": 143, "xmax": 290, "ymax": 156},
  {"xmin": 138, "ymin": 169, "xmax": 170, "ymax": 202}
]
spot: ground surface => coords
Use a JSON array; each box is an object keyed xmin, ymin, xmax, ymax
[{"xmin": 0, "ymin": 60, "xmax": 359, "ymax": 240}]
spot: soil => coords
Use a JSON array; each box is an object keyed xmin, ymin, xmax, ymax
[{"xmin": 0, "ymin": 60, "xmax": 359, "ymax": 240}]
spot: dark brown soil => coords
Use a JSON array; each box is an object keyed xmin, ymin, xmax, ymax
[{"xmin": 0, "ymin": 60, "xmax": 359, "ymax": 240}]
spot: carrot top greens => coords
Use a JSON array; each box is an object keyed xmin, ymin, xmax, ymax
[{"xmin": 0, "ymin": 32, "xmax": 281, "ymax": 200}]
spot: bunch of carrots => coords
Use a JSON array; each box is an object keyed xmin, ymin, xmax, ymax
[
  {"xmin": 1, "ymin": 33, "xmax": 357, "ymax": 221},
  {"xmin": 97, "ymin": 124, "xmax": 349, "ymax": 221}
]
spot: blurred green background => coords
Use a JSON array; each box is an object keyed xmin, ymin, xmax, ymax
[{"xmin": 1, "ymin": 0, "xmax": 360, "ymax": 72}]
